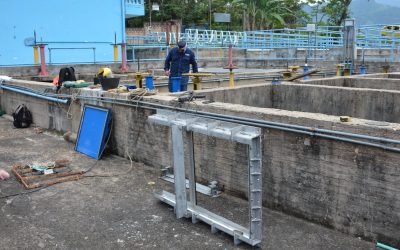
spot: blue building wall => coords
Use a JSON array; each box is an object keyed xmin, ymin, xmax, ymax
[{"xmin": 0, "ymin": 0, "xmax": 144, "ymax": 66}]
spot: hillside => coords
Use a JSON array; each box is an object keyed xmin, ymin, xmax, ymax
[
  {"xmin": 375, "ymin": 0, "xmax": 400, "ymax": 7},
  {"xmin": 350, "ymin": 0, "xmax": 400, "ymax": 25}
]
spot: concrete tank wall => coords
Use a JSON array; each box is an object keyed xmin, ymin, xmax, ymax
[
  {"xmin": 300, "ymin": 77, "xmax": 400, "ymax": 91},
  {"xmin": 202, "ymin": 83, "xmax": 400, "ymax": 123},
  {"xmin": 0, "ymin": 82, "xmax": 399, "ymax": 247}
]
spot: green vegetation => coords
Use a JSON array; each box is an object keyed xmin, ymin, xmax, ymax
[{"xmin": 126, "ymin": 0, "xmax": 356, "ymax": 31}]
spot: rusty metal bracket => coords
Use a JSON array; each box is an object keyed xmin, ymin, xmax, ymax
[{"xmin": 12, "ymin": 160, "xmax": 84, "ymax": 189}]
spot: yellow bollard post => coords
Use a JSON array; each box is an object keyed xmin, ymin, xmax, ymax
[
  {"xmin": 336, "ymin": 64, "xmax": 342, "ymax": 76},
  {"xmin": 134, "ymin": 73, "xmax": 145, "ymax": 88},
  {"xmin": 183, "ymin": 73, "xmax": 213, "ymax": 90},
  {"xmin": 193, "ymin": 76, "xmax": 201, "ymax": 90},
  {"xmin": 229, "ymin": 70, "xmax": 235, "ymax": 88},
  {"xmin": 33, "ymin": 45, "xmax": 39, "ymax": 65},
  {"xmin": 282, "ymin": 71, "xmax": 292, "ymax": 80},
  {"xmin": 383, "ymin": 65, "xmax": 390, "ymax": 74},
  {"xmin": 289, "ymin": 65, "xmax": 300, "ymax": 74},
  {"xmin": 113, "ymin": 45, "xmax": 118, "ymax": 63},
  {"xmin": 343, "ymin": 68, "xmax": 351, "ymax": 76}
]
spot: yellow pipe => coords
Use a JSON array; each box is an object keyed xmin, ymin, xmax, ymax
[
  {"xmin": 113, "ymin": 45, "xmax": 118, "ymax": 63},
  {"xmin": 336, "ymin": 64, "xmax": 342, "ymax": 76},
  {"xmin": 229, "ymin": 71, "xmax": 235, "ymax": 88},
  {"xmin": 33, "ymin": 45, "xmax": 39, "ymax": 65}
]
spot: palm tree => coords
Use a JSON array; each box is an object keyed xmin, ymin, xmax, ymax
[{"xmin": 241, "ymin": 0, "xmax": 295, "ymax": 30}]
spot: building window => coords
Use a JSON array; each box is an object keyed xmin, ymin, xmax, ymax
[{"xmin": 126, "ymin": 0, "xmax": 142, "ymax": 4}]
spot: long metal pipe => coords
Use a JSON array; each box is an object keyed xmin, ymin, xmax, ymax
[
  {"xmin": 0, "ymin": 84, "xmax": 69, "ymax": 104},
  {"xmin": 2, "ymin": 83, "xmax": 400, "ymax": 152},
  {"xmin": 75, "ymin": 95, "xmax": 400, "ymax": 146},
  {"xmin": 376, "ymin": 242, "xmax": 398, "ymax": 250},
  {"xmin": 60, "ymin": 94, "xmax": 400, "ymax": 153},
  {"xmin": 26, "ymin": 87, "xmax": 399, "ymax": 147}
]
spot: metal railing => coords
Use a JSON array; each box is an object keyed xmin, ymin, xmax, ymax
[
  {"xmin": 126, "ymin": 26, "xmax": 345, "ymax": 49},
  {"xmin": 126, "ymin": 24, "xmax": 400, "ymax": 50}
]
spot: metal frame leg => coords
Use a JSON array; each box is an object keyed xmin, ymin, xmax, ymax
[
  {"xmin": 248, "ymin": 137, "xmax": 262, "ymax": 242},
  {"xmin": 171, "ymin": 125, "xmax": 187, "ymax": 219},
  {"xmin": 187, "ymin": 131, "xmax": 199, "ymax": 223}
]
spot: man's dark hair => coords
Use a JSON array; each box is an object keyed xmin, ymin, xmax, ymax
[{"xmin": 177, "ymin": 40, "xmax": 186, "ymax": 48}]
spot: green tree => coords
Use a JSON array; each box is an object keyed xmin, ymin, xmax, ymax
[
  {"xmin": 302, "ymin": 0, "xmax": 353, "ymax": 26},
  {"xmin": 242, "ymin": 0, "xmax": 307, "ymax": 30},
  {"xmin": 126, "ymin": 0, "xmax": 309, "ymax": 31},
  {"xmin": 322, "ymin": 0, "xmax": 352, "ymax": 25}
]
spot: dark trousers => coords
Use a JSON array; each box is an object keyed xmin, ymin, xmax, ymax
[{"xmin": 168, "ymin": 75, "xmax": 189, "ymax": 92}]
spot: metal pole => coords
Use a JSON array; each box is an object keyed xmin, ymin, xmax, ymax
[
  {"xmin": 48, "ymin": 48, "xmax": 52, "ymax": 65},
  {"xmin": 187, "ymin": 131, "xmax": 197, "ymax": 212},
  {"xmin": 149, "ymin": 0, "xmax": 152, "ymax": 28},
  {"xmin": 33, "ymin": 45, "xmax": 39, "ymax": 65},
  {"xmin": 120, "ymin": 43, "xmax": 128, "ymax": 73},
  {"xmin": 209, "ymin": 0, "xmax": 212, "ymax": 29},
  {"xmin": 39, "ymin": 44, "xmax": 49, "ymax": 76},
  {"xmin": 171, "ymin": 125, "xmax": 188, "ymax": 219}
]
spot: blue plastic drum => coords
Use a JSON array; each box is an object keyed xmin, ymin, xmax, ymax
[
  {"xmin": 170, "ymin": 76, "xmax": 182, "ymax": 92},
  {"xmin": 145, "ymin": 76, "xmax": 155, "ymax": 90}
]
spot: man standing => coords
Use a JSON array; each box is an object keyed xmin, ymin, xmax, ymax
[{"xmin": 164, "ymin": 40, "xmax": 198, "ymax": 92}]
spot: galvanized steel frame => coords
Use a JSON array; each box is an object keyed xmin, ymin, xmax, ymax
[{"xmin": 148, "ymin": 110, "xmax": 263, "ymax": 246}]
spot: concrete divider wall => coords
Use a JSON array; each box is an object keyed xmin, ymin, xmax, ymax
[
  {"xmin": 301, "ymin": 77, "xmax": 400, "ymax": 91},
  {"xmin": 0, "ymin": 85, "xmax": 399, "ymax": 246},
  {"xmin": 202, "ymin": 83, "xmax": 400, "ymax": 123}
]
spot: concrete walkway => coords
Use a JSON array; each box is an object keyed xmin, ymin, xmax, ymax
[{"xmin": 0, "ymin": 117, "xmax": 374, "ymax": 250}]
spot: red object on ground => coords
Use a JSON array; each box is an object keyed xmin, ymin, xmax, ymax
[{"xmin": 0, "ymin": 169, "xmax": 10, "ymax": 180}]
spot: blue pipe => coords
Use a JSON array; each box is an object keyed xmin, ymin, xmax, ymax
[
  {"xmin": 0, "ymin": 84, "xmax": 69, "ymax": 104},
  {"xmin": 377, "ymin": 242, "xmax": 398, "ymax": 250}
]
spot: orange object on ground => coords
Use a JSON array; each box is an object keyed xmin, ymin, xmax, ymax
[{"xmin": 53, "ymin": 76, "xmax": 59, "ymax": 85}]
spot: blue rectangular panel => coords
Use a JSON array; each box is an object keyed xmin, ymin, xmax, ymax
[{"xmin": 75, "ymin": 105, "xmax": 112, "ymax": 160}]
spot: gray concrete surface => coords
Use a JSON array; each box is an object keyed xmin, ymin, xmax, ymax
[
  {"xmin": 0, "ymin": 117, "xmax": 375, "ymax": 249},
  {"xmin": 300, "ymin": 76, "xmax": 400, "ymax": 91},
  {"xmin": 202, "ymin": 82, "xmax": 400, "ymax": 123},
  {"xmin": 1, "ymin": 80, "xmax": 400, "ymax": 247}
]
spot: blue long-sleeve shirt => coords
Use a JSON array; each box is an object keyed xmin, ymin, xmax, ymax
[{"xmin": 164, "ymin": 47, "xmax": 198, "ymax": 77}]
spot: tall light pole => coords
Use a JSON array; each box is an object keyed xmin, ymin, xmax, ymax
[
  {"xmin": 209, "ymin": 0, "xmax": 212, "ymax": 29},
  {"xmin": 149, "ymin": 0, "xmax": 152, "ymax": 29}
]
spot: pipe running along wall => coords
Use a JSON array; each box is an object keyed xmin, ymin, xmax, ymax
[
  {"xmin": 0, "ymin": 82, "xmax": 69, "ymax": 104},
  {"xmin": 1, "ymin": 83, "xmax": 400, "ymax": 152}
]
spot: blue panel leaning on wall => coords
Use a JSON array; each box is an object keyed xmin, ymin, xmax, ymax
[{"xmin": 0, "ymin": 0, "xmax": 133, "ymax": 66}]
